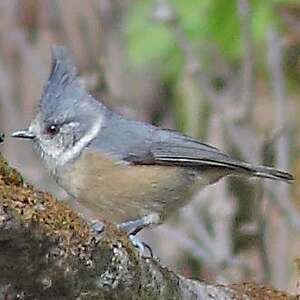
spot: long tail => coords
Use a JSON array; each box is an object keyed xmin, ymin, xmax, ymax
[{"xmin": 240, "ymin": 164, "xmax": 294, "ymax": 183}]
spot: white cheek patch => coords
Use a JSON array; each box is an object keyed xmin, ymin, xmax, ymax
[
  {"xmin": 56, "ymin": 116, "xmax": 103, "ymax": 166},
  {"xmin": 35, "ymin": 138, "xmax": 63, "ymax": 162}
]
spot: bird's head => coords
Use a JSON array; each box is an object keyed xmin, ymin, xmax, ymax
[{"xmin": 12, "ymin": 46, "xmax": 105, "ymax": 170}]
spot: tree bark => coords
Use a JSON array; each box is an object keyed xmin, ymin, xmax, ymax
[{"xmin": 0, "ymin": 152, "xmax": 298, "ymax": 300}]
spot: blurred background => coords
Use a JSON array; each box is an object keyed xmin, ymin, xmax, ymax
[{"xmin": 0, "ymin": 0, "xmax": 299, "ymax": 293}]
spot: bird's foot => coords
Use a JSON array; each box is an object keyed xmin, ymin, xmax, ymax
[
  {"xmin": 129, "ymin": 235, "xmax": 153, "ymax": 258},
  {"xmin": 88, "ymin": 220, "xmax": 105, "ymax": 242},
  {"xmin": 118, "ymin": 215, "xmax": 159, "ymax": 257}
]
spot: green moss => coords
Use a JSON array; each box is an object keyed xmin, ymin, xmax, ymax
[{"xmin": 0, "ymin": 155, "xmax": 24, "ymax": 186}]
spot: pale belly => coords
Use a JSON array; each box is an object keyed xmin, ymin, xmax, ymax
[{"xmin": 55, "ymin": 150, "xmax": 198, "ymax": 224}]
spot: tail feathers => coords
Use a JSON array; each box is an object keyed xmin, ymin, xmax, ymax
[{"xmin": 247, "ymin": 165, "xmax": 294, "ymax": 183}]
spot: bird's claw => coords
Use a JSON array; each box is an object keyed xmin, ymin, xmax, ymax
[
  {"xmin": 129, "ymin": 234, "xmax": 144, "ymax": 252},
  {"xmin": 118, "ymin": 219, "xmax": 155, "ymax": 257},
  {"xmin": 129, "ymin": 234, "xmax": 153, "ymax": 258}
]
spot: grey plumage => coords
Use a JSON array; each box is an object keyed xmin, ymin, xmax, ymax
[
  {"xmin": 90, "ymin": 115, "xmax": 293, "ymax": 183},
  {"xmin": 11, "ymin": 46, "xmax": 294, "ymax": 230}
]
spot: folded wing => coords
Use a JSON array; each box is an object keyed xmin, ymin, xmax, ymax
[{"xmin": 149, "ymin": 129, "xmax": 293, "ymax": 183}]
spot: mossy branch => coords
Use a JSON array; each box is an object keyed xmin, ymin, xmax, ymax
[{"xmin": 0, "ymin": 152, "xmax": 298, "ymax": 300}]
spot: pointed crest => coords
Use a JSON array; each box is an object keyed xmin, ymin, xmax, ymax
[
  {"xmin": 36, "ymin": 45, "xmax": 91, "ymax": 124},
  {"xmin": 48, "ymin": 45, "xmax": 77, "ymax": 88},
  {"xmin": 39, "ymin": 45, "xmax": 84, "ymax": 111}
]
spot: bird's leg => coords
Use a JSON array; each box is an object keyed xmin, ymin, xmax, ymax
[
  {"xmin": 89, "ymin": 219, "xmax": 105, "ymax": 234},
  {"xmin": 119, "ymin": 222, "xmax": 148, "ymax": 255},
  {"xmin": 118, "ymin": 214, "xmax": 159, "ymax": 257},
  {"xmin": 118, "ymin": 214, "xmax": 160, "ymax": 235},
  {"xmin": 128, "ymin": 235, "xmax": 154, "ymax": 257},
  {"xmin": 88, "ymin": 219, "xmax": 105, "ymax": 242},
  {"xmin": 119, "ymin": 219, "xmax": 149, "ymax": 236},
  {"xmin": 128, "ymin": 235, "xmax": 145, "ymax": 253}
]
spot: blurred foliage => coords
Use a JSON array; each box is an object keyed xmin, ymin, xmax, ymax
[
  {"xmin": 126, "ymin": 0, "xmax": 298, "ymax": 79},
  {"xmin": 125, "ymin": 0, "xmax": 300, "ymax": 137},
  {"xmin": 126, "ymin": 1, "xmax": 182, "ymax": 81}
]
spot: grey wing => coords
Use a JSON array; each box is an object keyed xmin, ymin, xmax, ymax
[
  {"xmin": 146, "ymin": 129, "xmax": 293, "ymax": 182},
  {"xmin": 88, "ymin": 111, "xmax": 232, "ymax": 167},
  {"xmin": 150, "ymin": 129, "xmax": 246, "ymax": 170}
]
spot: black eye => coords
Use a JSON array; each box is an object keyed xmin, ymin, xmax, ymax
[{"xmin": 46, "ymin": 124, "xmax": 59, "ymax": 136}]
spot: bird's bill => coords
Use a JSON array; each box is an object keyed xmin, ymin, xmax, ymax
[
  {"xmin": 11, "ymin": 129, "xmax": 35, "ymax": 139},
  {"xmin": 0, "ymin": 132, "xmax": 4, "ymax": 143}
]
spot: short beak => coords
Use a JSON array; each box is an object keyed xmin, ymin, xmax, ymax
[{"xmin": 11, "ymin": 129, "xmax": 35, "ymax": 139}]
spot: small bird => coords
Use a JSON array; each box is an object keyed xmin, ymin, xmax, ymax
[{"xmin": 12, "ymin": 46, "xmax": 294, "ymax": 236}]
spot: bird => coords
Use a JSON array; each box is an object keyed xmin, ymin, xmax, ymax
[{"xmin": 11, "ymin": 46, "xmax": 294, "ymax": 237}]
